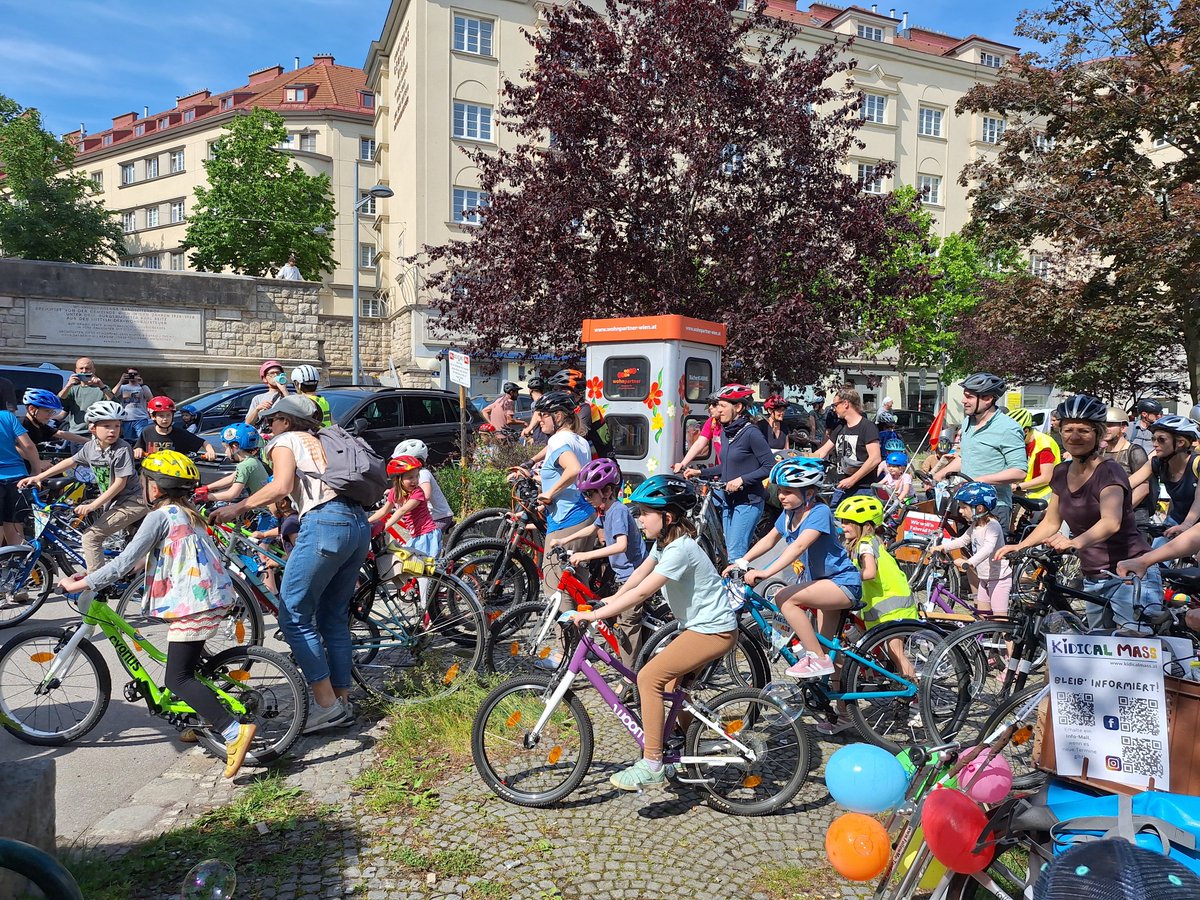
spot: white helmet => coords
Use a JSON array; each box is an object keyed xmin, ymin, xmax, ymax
[
  {"xmin": 392, "ymin": 438, "xmax": 429, "ymax": 461},
  {"xmin": 84, "ymin": 400, "xmax": 125, "ymax": 423},
  {"xmin": 291, "ymin": 364, "xmax": 321, "ymax": 386}
]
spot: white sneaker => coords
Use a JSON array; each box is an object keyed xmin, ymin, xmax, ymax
[{"xmin": 302, "ymin": 698, "xmax": 354, "ymax": 734}]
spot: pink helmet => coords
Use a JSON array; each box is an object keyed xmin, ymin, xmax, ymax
[
  {"xmin": 576, "ymin": 457, "xmax": 622, "ymax": 493},
  {"xmin": 259, "ymin": 359, "xmax": 283, "ymax": 379}
]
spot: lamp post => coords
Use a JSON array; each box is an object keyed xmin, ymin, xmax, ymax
[{"xmin": 351, "ymin": 165, "xmax": 394, "ymax": 383}]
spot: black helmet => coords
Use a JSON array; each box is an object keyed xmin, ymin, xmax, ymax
[
  {"xmin": 959, "ymin": 373, "xmax": 1007, "ymax": 398},
  {"xmin": 527, "ymin": 376, "xmax": 546, "ymax": 391},
  {"xmin": 1055, "ymin": 394, "xmax": 1108, "ymax": 424},
  {"xmin": 533, "ymin": 390, "xmax": 577, "ymax": 416},
  {"xmin": 546, "ymin": 369, "xmax": 584, "ymax": 392},
  {"xmin": 1135, "ymin": 398, "xmax": 1163, "ymax": 415},
  {"xmin": 502, "ymin": 381, "xmax": 520, "ymax": 394}
]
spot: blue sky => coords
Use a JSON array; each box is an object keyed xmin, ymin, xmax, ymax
[{"xmin": 2, "ymin": 0, "xmax": 1033, "ymax": 137}]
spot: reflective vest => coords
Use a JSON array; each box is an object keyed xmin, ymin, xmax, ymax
[
  {"xmin": 311, "ymin": 394, "xmax": 333, "ymax": 428},
  {"xmin": 855, "ymin": 536, "xmax": 918, "ymax": 626},
  {"xmin": 1025, "ymin": 430, "xmax": 1061, "ymax": 499}
]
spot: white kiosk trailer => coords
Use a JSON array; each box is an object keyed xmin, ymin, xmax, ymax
[{"xmin": 581, "ymin": 315, "xmax": 725, "ymax": 487}]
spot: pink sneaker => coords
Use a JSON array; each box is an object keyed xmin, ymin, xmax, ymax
[{"xmin": 786, "ymin": 653, "xmax": 835, "ymax": 680}]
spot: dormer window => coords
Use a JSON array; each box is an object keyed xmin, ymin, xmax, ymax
[
  {"xmin": 103, "ymin": 134, "xmax": 113, "ymax": 146},
  {"xmin": 134, "ymin": 124, "xmax": 145, "ymax": 137},
  {"xmin": 857, "ymin": 23, "xmax": 884, "ymax": 42},
  {"xmin": 359, "ymin": 91, "xmax": 375, "ymax": 109},
  {"xmin": 980, "ymin": 51, "xmax": 1003, "ymax": 68},
  {"xmin": 159, "ymin": 118, "xmax": 170, "ymax": 129},
  {"xmin": 183, "ymin": 109, "xmax": 196, "ymax": 123},
  {"xmin": 221, "ymin": 96, "xmax": 234, "ymax": 110},
  {"xmin": 285, "ymin": 86, "xmax": 308, "ymax": 103}
]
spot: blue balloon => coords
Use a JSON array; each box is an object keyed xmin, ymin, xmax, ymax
[{"xmin": 826, "ymin": 743, "xmax": 909, "ymax": 814}]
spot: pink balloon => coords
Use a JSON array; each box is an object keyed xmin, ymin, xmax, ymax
[{"xmin": 959, "ymin": 752, "xmax": 1013, "ymax": 804}]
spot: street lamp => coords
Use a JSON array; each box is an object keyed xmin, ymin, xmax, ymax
[{"xmin": 352, "ymin": 169, "xmax": 394, "ymax": 383}]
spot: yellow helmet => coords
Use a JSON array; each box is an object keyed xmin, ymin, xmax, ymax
[
  {"xmin": 835, "ymin": 495, "xmax": 884, "ymax": 526},
  {"xmin": 1009, "ymin": 407, "xmax": 1033, "ymax": 430},
  {"xmin": 141, "ymin": 450, "xmax": 200, "ymax": 490}
]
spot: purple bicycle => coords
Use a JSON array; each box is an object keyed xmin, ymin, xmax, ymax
[{"xmin": 471, "ymin": 617, "xmax": 811, "ymax": 816}]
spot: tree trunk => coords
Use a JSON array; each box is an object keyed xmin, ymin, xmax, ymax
[{"xmin": 1185, "ymin": 280, "xmax": 1200, "ymax": 405}]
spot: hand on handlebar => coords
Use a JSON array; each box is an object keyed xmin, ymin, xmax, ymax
[
  {"xmin": 1044, "ymin": 533, "xmax": 1078, "ymax": 553},
  {"xmin": 743, "ymin": 568, "xmax": 768, "ymax": 586},
  {"xmin": 1117, "ymin": 556, "xmax": 1150, "ymax": 578},
  {"xmin": 564, "ymin": 608, "xmax": 596, "ymax": 624},
  {"xmin": 75, "ymin": 500, "xmax": 99, "ymax": 517},
  {"xmin": 58, "ymin": 574, "xmax": 88, "ymax": 594},
  {"xmin": 683, "ymin": 467, "xmax": 701, "ymax": 480}
]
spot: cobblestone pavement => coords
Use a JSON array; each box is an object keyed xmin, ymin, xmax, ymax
[{"xmin": 77, "ymin": 686, "xmax": 876, "ymax": 900}]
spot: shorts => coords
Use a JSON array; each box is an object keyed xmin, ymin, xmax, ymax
[
  {"xmin": 0, "ymin": 478, "xmax": 21, "ymax": 524},
  {"xmin": 835, "ymin": 578, "xmax": 865, "ymax": 610}
]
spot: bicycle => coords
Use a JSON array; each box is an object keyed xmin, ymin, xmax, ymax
[
  {"xmin": 0, "ymin": 838, "xmax": 83, "ymax": 900},
  {"xmin": 444, "ymin": 474, "xmax": 547, "ymax": 550},
  {"xmin": 471, "ymin": 614, "xmax": 811, "ymax": 815},
  {"xmin": 0, "ymin": 589, "xmax": 306, "ymax": 767}
]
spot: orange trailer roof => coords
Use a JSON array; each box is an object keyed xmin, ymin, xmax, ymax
[{"xmin": 581, "ymin": 315, "xmax": 726, "ymax": 347}]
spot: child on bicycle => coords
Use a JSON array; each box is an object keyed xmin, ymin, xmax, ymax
[
  {"xmin": 928, "ymin": 482, "xmax": 1011, "ymax": 618},
  {"xmin": 201, "ymin": 424, "xmax": 269, "ymax": 504},
  {"xmin": 568, "ymin": 474, "xmax": 736, "ymax": 791},
  {"xmin": 552, "ymin": 457, "xmax": 647, "ymax": 669},
  {"xmin": 730, "ymin": 458, "xmax": 862, "ymax": 680},
  {"xmin": 134, "ymin": 396, "xmax": 217, "ymax": 461},
  {"xmin": 392, "ymin": 439, "xmax": 454, "ymax": 531},
  {"xmin": 374, "ymin": 456, "xmax": 440, "ymax": 603},
  {"xmin": 57, "ymin": 450, "xmax": 255, "ymax": 779},
  {"xmin": 879, "ymin": 451, "xmax": 913, "ymax": 504}
]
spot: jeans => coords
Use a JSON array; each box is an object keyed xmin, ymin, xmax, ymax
[
  {"xmin": 1083, "ymin": 567, "xmax": 1164, "ymax": 631},
  {"xmin": 277, "ymin": 500, "xmax": 371, "ymax": 689},
  {"xmin": 723, "ymin": 498, "xmax": 764, "ymax": 562},
  {"xmin": 831, "ymin": 484, "xmax": 876, "ymax": 507}
]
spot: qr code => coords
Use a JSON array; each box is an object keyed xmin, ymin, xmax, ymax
[
  {"xmin": 1056, "ymin": 691, "xmax": 1095, "ymax": 727},
  {"xmin": 1118, "ymin": 695, "xmax": 1161, "ymax": 736},
  {"xmin": 1120, "ymin": 735, "xmax": 1165, "ymax": 777}
]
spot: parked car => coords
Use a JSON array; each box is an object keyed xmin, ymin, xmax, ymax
[
  {"xmin": 890, "ymin": 408, "xmax": 937, "ymax": 450},
  {"xmin": 175, "ymin": 383, "xmax": 281, "ymax": 434},
  {"xmin": 0, "ymin": 363, "xmax": 74, "ymax": 414}
]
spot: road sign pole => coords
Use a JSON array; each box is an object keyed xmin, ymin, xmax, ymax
[{"xmin": 459, "ymin": 384, "xmax": 468, "ymax": 468}]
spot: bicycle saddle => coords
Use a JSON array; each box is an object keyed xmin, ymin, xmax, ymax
[
  {"xmin": 1013, "ymin": 495, "xmax": 1048, "ymax": 512},
  {"xmin": 1160, "ymin": 566, "xmax": 1200, "ymax": 593}
]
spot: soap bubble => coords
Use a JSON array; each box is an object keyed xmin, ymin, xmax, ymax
[
  {"xmin": 181, "ymin": 859, "xmax": 237, "ymax": 899},
  {"xmin": 760, "ymin": 680, "xmax": 805, "ymax": 723}
]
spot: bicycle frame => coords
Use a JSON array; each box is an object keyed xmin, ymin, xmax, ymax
[{"xmin": 211, "ymin": 525, "xmax": 284, "ymax": 616}]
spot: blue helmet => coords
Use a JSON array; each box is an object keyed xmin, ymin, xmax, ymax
[
  {"xmin": 885, "ymin": 451, "xmax": 909, "ymax": 467},
  {"xmin": 883, "ymin": 438, "xmax": 906, "ymax": 454},
  {"xmin": 22, "ymin": 388, "xmax": 63, "ymax": 413},
  {"xmin": 628, "ymin": 474, "xmax": 698, "ymax": 512},
  {"xmin": 180, "ymin": 404, "xmax": 199, "ymax": 417},
  {"xmin": 221, "ymin": 423, "xmax": 260, "ymax": 450},
  {"xmin": 955, "ymin": 482, "xmax": 997, "ymax": 513},
  {"xmin": 770, "ymin": 457, "xmax": 824, "ymax": 489}
]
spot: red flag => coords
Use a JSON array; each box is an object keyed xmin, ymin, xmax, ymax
[{"xmin": 927, "ymin": 403, "xmax": 947, "ymax": 444}]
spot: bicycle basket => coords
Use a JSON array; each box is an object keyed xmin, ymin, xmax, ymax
[{"xmin": 389, "ymin": 546, "xmax": 437, "ymax": 577}]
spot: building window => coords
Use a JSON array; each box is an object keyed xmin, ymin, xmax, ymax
[
  {"xmin": 143, "ymin": 254, "xmax": 162, "ymax": 270},
  {"xmin": 861, "ymin": 93, "xmax": 887, "ymax": 124},
  {"xmin": 917, "ymin": 174, "xmax": 942, "ymax": 205},
  {"xmin": 1154, "ymin": 135, "xmax": 1170, "ymax": 148},
  {"xmin": 981, "ymin": 116, "xmax": 1006, "ymax": 144},
  {"xmin": 90, "ymin": 171, "xmax": 103, "ymax": 191},
  {"xmin": 1034, "ymin": 133, "xmax": 1056, "ymax": 152},
  {"xmin": 145, "ymin": 206, "xmax": 159, "ymax": 228},
  {"xmin": 360, "ymin": 137, "xmax": 376, "ymax": 161},
  {"xmin": 1030, "ymin": 256, "xmax": 1050, "ymax": 279},
  {"xmin": 207, "ymin": 140, "xmax": 221, "ymax": 160},
  {"xmin": 170, "ymin": 149, "xmax": 185, "ymax": 172},
  {"xmin": 103, "ymin": 134, "xmax": 113, "ymax": 146},
  {"xmin": 122, "ymin": 211, "xmax": 136, "ymax": 233},
  {"xmin": 361, "ymin": 296, "xmax": 385, "ymax": 318},
  {"xmin": 453, "ymin": 14, "xmax": 494, "ymax": 56},
  {"xmin": 276, "ymin": 134, "xmax": 294, "ymax": 150},
  {"xmin": 169, "ymin": 251, "xmax": 185, "ymax": 271},
  {"xmin": 183, "ymin": 109, "xmax": 196, "ymax": 123},
  {"xmin": 918, "ymin": 106, "xmax": 944, "ymax": 137},
  {"xmin": 134, "ymin": 123, "xmax": 145, "ymax": 137},
  {"xmin": 857, "ymin": 163, "xmax": 885, "ymax": 194},
  {"xmin": 979, "ymin": 51, "xmax": 1003, "ymax": 68},
  {"xmin": 170, "ymin": 199, "xmax": 185, "ymax": 223},
  {"xmin": 221, "ymin": 96, "xmax": 234, "ymax": 110},
  {"xmin": 285, "ymin": 87, "xmax": 307, "ymax": 103},
  {"xmin": 120, "ymin": 163, "xmax": 135, "ymax": 185},
  {"xmin": 299, "ymin": 132, "xmax": 317, "ymax": 153},
  {"xmin": 452, "ymin": 187, "xmax": 489, "ymax": 224},
  {"xmin": 721, "ymin": 144, "xmax": 744, "ymax": 175},
  {"xmin": 145, "ymin": 156, "xmax": 158, "ymax": 179},
  {"xmin": 359, "ymin": 242, "xmax": 377, "ymax": 268},
  {"xmin": 452, "ymin": 102, "xmax": 493, "ymax": 142},
  {"xmin": 359, "ymin": 91, "xmax": 375, "ymax": 109},
  {"xmin": 359, "ymin": 191, "xmax": 377, "ymax": 216},
  {"xmin": 120, "ymin": 257, "xmax": 137, "ymax": 268},
  {"xmin": 159, "ymin": 117, "xmax": 170, "ymax": 130},
  {"xmin": 857, "ymin": 23, "xmax": 884, "ymax": 41}
]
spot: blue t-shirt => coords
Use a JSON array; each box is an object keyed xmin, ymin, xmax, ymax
[
  {"xmin": 541, "ymin": 430, "xmax": 593, "ymax": 532},
  {"xmin": 775, "ymin": 503, "xmax": 860, "ymax": 586},
  {"xmin": 601, "ymin": 501, "xmax": 646, "ymax": 582},
  {"xmin": 960, "ymin": 411, "xmax": 1027, "ymax": 517},
  {"xmin": 0, "ymin": 411, "xmax": 29, "ymax": 480}
]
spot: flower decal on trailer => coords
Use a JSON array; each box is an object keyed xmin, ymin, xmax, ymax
[
  {"xmin": 647, "ymin": 368, "xmax": 666, "ymax": 443},
  {"xmin": 587, "ymin": 376, "xmax": 604, "ymax": 400},
  {"xmin": 644, "ymin": 380, "xmax": 663, "ymax": 410},
  {"xmin": 646, "ymin": 456, "xmax": 659, "ymax": 474}
]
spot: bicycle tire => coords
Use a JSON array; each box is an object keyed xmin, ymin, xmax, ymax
[
  {"xmin": 684, "ymin": 686, "xmax": 811, "ymax": 816},
  {"xmin": 471, "ymin": 674, "xmax": 594, "ymax": 807},
  {"xmin": 0, "ymin": 547, "xmax": 54, "ymax": 628},
  {"xmin": 634, "ymin": 619, "xmax": 770, "ymax": 705},
  {"xmin": 841, "ymin": 621, "xmax": 943, "ymax": 752},
  {"xmin": 192, "ymin": 644, "xmax": 308, "ymax": 767},
  {"xmin": 976, "ymin": 681, "xmax": 1049, "ymax": 793},
  {"xmin": 890, "ymin": 538, "xmax": 965, "ymax": 601},
  {"xmin": 443, "ymin": 537, "xmax": 540, "ymax": 611},
  {"xmin": 446, "ymin": 508, "xmax": 517, "ymax": 549},
  {"xmin": 0, "ymin": 625, "xmax": 111, "ymax": 745},
  {"xmin": 0, "ymin": 838, "xmax": 84, "ymax": 900},
  {"xmin": 483, "ymin": 599, "xmax": 554, "ymax": 677}
]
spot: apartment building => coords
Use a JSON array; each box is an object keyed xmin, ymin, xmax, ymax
[{"xmin": 66, "ymin": 55, "xmax": 383, "ymax": 320}]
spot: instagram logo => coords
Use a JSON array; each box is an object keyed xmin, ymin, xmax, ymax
[{"xmin": 1105, "ymin": 756, "xmax": 1123, "ymax": 771}]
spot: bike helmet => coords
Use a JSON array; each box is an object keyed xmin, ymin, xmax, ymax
[
  {"xmin": 259, "ymin": 359, "xmax": 284, "ymax": 379},
  {"xmin": 955, "ymin": 482, "xmax": 998, "ymax": 513},
  {"xmin": 576, "ymin": 457, "xmax": 622, "ymax": 492},
  {"xmin": 885, "ymin": 451, "xmax": 909, "ymax": 467},
  {"xmin": 180, "ymin": 404, "xmax": 198, "ymax": 417},
  {"xmin": 84, "ymin": 400, "xmax": 124, "ymax": 423},
  {"xmin": 1106, "ymin": 407, "xmax": 1128, "ymax": 425},
  {"xmin": 221, "ymin": 423, "xmax": 260, "ymax": 450},
  {"xmin": 627, "ymin": 474, "xmax": 698, "ymax": 512},
  {"xmin": 527, "ymin": 376, "xmax": 546, "ymax": 392},
  {"xmin": 1150, "ymin": 413, "xmax": 1200, "ymax": 441},
  {"xmin": 876, "ymin": 410, "xmax": 897, "ymax": 427},
  {"xmin": 392, "ymin": 438, "xmax": 429, "ymax": 461},
  {"xmin": 959, "ymin": 373, "xmax": 1007, "ymax": 398},
  {"xmin": 141, "ymin": 450, "xmax": 200, "ymax": 490},
  {"xmin": 769, "ymin": 457, "xmax": 824, "ymax": 489},
  {"xmin": 1135, "ymin": 398, "xmax": 1163, "ymax": 415},
  {"xmin": 502, "ymin": 381, "xmax": 520, "ymax": 394},
  {"xmin": 1055, "ymin": 394, "xmax": 1108, "ymax": 425},
  {"xmin": 714, "ymin": 383, "xmax": 755, "ymax": 403},
  {"xmin": 764, "ymin": 395, "xmax": 788, "ymax": 411},
  {"xmin": 147, "ymin": 395, "xmax": 175, "ymax": 413},
  {"xmin": 546, "ymin": 368, "xmax": 584, "ymax": 392},
  {"xmin": 883, "ymin": 438, "xmax": 906, "ymax": 454},
  {"xmin": 1009, "ymin": 407, "xmax": 1033, "ymax": 430},
  {"xmin": 533, "ymin": 390, "xmax": 577, "ymax": 416},
  {"xmin": 387, "ymin": 455, "xmax": 423, "ymax": 476},
  {"xmin": 22, "ymin": 388, "xmax": 62, "ymax": 412},
  {"xmin": 835, "ymin": 495, "xmax": 884, "ymax": 526},
  {"xmin": 290, "ymin": 364, "xmax": 320, "ymax": 385}
]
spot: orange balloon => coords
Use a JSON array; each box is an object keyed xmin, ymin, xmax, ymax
[{"xmin": 825, "ymin": 813, "xmax": 892, "ymax": 882}]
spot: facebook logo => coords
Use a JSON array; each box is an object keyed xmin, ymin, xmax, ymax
[{"xmin": 1103, "ymin": 715, "xmax": 1120, "ymax": 731}]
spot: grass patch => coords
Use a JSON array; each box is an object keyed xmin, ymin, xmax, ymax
[
  {"xmin": 65, "ymin": 773, "xmax": 345, "ymax": 900},
  {"xmin": 469, "ymin": 881, "xmax": 513, "ymax": 898},
  {"xmin": 753, "ymin": 864, "xmax": 843, "ymax": 899},
  {"xmin": 383, "ymin": 840, "xmax": 483, "ymax": 877}
]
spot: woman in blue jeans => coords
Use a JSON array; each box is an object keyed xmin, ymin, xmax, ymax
[
  {"xmin": 212, "ymin": 395, "xmax": 370, "ymax": 733},
  {"xmin": 686, "ymin": 384, "xmax": 775, "ymax": 562}
]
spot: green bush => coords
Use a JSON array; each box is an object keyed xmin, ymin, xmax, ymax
[{"xmin": 434, "ymin": 465, "xmax": 514, "ymax": 517}]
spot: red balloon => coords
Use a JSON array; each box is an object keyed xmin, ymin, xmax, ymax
[
  {"xmin": 922, "ymin": 787, "xmax": 995, "ymax": 875},
  {"xmin": 825, "ymin": 813, "xmax": 892, "ymax": 882}
]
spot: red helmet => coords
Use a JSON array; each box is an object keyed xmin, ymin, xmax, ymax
[
  {"xmin": 147, "ymin": 395, "xmax": 176, "ymax": 413},
  {"xmin": 715, "ymin": 383, "xmax": 755, "ymax": 402},
  {"xmin": 387, "ymin": 455, "xmax": 423, "ymax": 476},
  {"xmin": 764, "ymin": 395, "xmax": 788, "ymax": 410}
]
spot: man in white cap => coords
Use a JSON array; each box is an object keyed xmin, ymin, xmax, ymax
[{"xmin": 875, "ymin": 396, "xmax": 895, "ymax": 425}]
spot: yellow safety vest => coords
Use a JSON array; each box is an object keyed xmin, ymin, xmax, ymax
[{"xmin": 1024, "ymin": 430, "xmax": 1060, "ymax": 499}]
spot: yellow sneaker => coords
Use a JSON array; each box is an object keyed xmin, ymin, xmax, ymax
[{"xmin": 223, "ymin": 723, "xmax": 257, "ymax": 779}]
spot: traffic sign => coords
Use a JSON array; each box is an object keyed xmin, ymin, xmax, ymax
[{"xmin": 448, "ymin": 350, "xmax": 471, "ymax": 389}]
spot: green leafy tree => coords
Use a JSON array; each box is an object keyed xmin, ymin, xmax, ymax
[
  {"xmin": 0, "ymin": 94, "xmax": 124, "ymax": 263},
  {"xmin": 182, "ymin": 108, "xmax": 336, "ymax": 278}
]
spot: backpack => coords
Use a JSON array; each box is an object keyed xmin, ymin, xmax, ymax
[{"xmin": 301, "ymin": 425, "xmax": 389, "ymax": 507}]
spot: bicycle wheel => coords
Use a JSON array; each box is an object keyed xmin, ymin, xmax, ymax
[
  {"xmin": 444, "ymin": 537, "xmax": 539, "ymax": 612},
  {"xmin": 891, "ymin": 539, "xmax": 965, "ymax": 601},
  {"xmin": 0, "ymin": 626, "xmax": 111, "ymax": 745},
  {"xmin": 0, "ymin": 838, "xmax": 84, "ymax": 900},
  {"xmin": 0, "ymin": 547, "xmax": 53, "ymax": 628},
  {"xmin": 976, "ymin": 682, "xmax": 1049, "ymax": 793},
  {"xmin": 684, "ymin": 686, "xmax": 811, "ymax": 816},
  {"xmin": 446, "ymin": 508, "xmax": 517, "ymax": 549},
  {"xmin": 634, "ymin": 620, "xmax": 770, "ymax": 705},
  {"xmin": 842, "ymin": 621, "xmax": 944, "ymax": 753},
  {"xmin": 352, "ymin": 571, "xmax": 485, "ymax": 705},
  {"xmin": 192, "ymin": 644, "xmax": 307, "ymax": 767},
  {"xmin": 483, "ymin": 600, "xmax": 555, "ymax": 677},
  {"xmin": 471, "ymin": 674, "xmax": 594, "ymax": 807},
  {"xmin": 919, "ymin": 619, "xmax": 1026, "ymax": 744}
]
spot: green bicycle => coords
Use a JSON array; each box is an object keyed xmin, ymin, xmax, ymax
[{"xmin": 0, "ymin": 591, "xmax": 307, "ymax": 768}]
